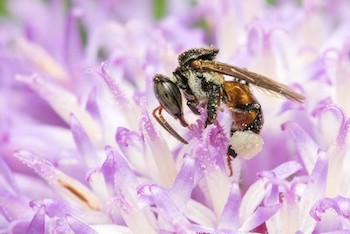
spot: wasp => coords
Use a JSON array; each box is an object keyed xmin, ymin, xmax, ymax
[{"xmin": 153, "ymin": 47, "xmax": 304, "ymax": 174}]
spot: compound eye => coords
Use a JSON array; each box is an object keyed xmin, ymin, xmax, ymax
[{"xmin": 153, "ymin": 74, "xmax": 183, "ymax": 119}]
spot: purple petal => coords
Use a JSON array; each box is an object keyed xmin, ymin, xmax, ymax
[
  {"xmin": 0, "ymin": 194, "xmax": 31, "ymax": 221},
  {"xmin": 30, "ymin": 199, "xmax": 109, "ymax": 225},
  {"xmin": 169, "ymin": 156, "xmax": 195, "ymax": 211},
  {"xmin": 16, "ymin": 74, "xmax": 101, "ymax": 141},
  {"xmin": 299, "ymin": 151, "xmax": 328, "ymax": 233},
  {"xmin": 139, "ymin": 101, "xmax": 177, "ymax": 186},
  {"xmin": 85, "ymin": 87, "xmax": 101, "ymax": 120},
  {"xmin": 305, "ymin": 57, "xmax": 332, "ymax": 85},
  {"xmin": 217, "ymin": 182, "xmax": 241, "ymax": 230},
  {"xmin": 25, "ymin": 205, "xmax": 45, "ymax": 234},
  {"xmin": 62, "ymin": 8, "xmax": 84, "ymax": 74},
  {"xmin": 104, "ymin": 146, "xmax": 138, "ymax": 194},
  {"xmin": 258, "ymin": 160, "xmax": 303, "ymax": 179},
  {"xmin": 337, "ymin": 116, "xmax": 350, "ymax": 148},
  {"xmin": 66, "ymin": 215, "xmax": 98, "ymax": 234},
  {"xmin": 312, "ymin": 104, "xmax": 345, "ymax": 148},
  {"xmin": 263, "ymin": 184, "xmax": 280, "ymax": 207},
  {"xmin": 313, "ymin": 105, "xmax": 350, "ymax": 197},
  {"xmin": 14, "ymin": 150, "xmax": 101, "ymax": 210},
  {"xmin": 310, "ymin": 196, "xmax": 350, "ymax": 222},
  {"xmin": 13, "ymin": 38, "xmax": 69, "ymax": 81},
  {"xmin": 98, "ymin": 62, "xmax": 128, "ymax": 107},
  {"xmin": 0, "ymin": 157, "xmax": 19, "ymax": 196},
  {"xmin": 70, "ymin": 113, "xmax": 97, "ymax": 167},
  {"xmin": 101, "ymin": 147, "xmax": 116, "ymax": 187},
  {"xmin": 281, "ymin": 121, "xmax": 319, "ymax": 174},
  {"xmin": 90, "ymin": 225, "xmax": 133, "ymax": 233},
  {"xmin": 189, "ymin": 124, "xmax": 233, "ymax": 218},
  {"xmin": 278, "ymin": 84, "xmax": 305, "ymax": 114},
  {"xmin": 138, "ymin": 184, "xmax": 191, "ymax": 233},
  {"xmin": 311, "ymin": 97, "xmax": 333, "ymax": 118},
  {"xmin": 240, "ymin": 205, "xmax": 281, "ymax": 231},
  {"xmin": 30, "ymin": 199, "xmax": 77, "ymax": 218},
  {"xmin": 191, "ymin": 124, "xmax": 227, "ymax": 173},
  {"xmin": 108, "ymin": 197, "xmax": 154, "ymax": 233},
  {"xmin": 115, "ymin": 127, "xmax": 144, "ymax": 150},
  {"xmin": 103, "ymin": 147, "xmax": 155, "ymax": 232},
  {"xmin": 241, "ymin": 161, "xmax": 302, "ymax": 222},
  {"xmin": 8, "ymin": 219, "xmax": 31, "ymax": 234},
  {"xmin": 48, "ymin": 216, "xmax": 73, "ymax": 233},
  {"xmin": 115, "ymin": 127, "xmax": 147, "ymax": 174}
]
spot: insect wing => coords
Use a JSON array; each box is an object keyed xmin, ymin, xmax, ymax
[{"xmin": 192, "ymin": 60, "xmax": 305, "ymax": 103}]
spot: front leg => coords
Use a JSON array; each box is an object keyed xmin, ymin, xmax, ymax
[
  {"xmin": 187, "ymin": 100, "xmax": 201, "ymax": 115},
  {"xmin": 205, "ymin": 84, "xmax": 221, "ymax": 127}
]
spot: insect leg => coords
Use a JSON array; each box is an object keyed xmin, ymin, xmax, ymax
[
  {"xmin": 227, "ymin": 145, "xmax": 238, "ymax": 158},
  {"xmin": 205, "ymin": 84, "xmax": 221, "ymax": 127},
  {"xmin": 233, "ymin": 103, "xmax": 261, "ymax": 112},
  {"xmin": 187, "ymin": 100, "xmax": 201, "ymax": 115},
  {"xmin": 226, "ymin": 154, "xmax": 234, "ymax": 177},
  {"xmin": 152, "ymin": 106, "xmax": 189, "ymax": 144}
]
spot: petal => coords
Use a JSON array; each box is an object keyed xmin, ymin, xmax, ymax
[
  {"xmin": 169, "ymin": 156, "xmax": 195, "ymax": 211},
  {"xmin": 138, "ymin": 184, "xmax": 191, "ymax": 233},
  {"xmin": 281, "ymin": 121, "xmax": 319, "ymax": 174},
  {"xmin": 0, "ymin": 194, "xmax": 31, "ymax": 221},
  {"xmin": 66, "ymin": 215, "xmax": 98, "ymax": 234},
  {"xmin": 86, "ymin": 169, "xmax": 109, "ymax": 205},
  {"xmin": 100, "ymin": 148, "xmax": 116, "ymax": 188},
  {"xmin": 30, "ymin": 199, "xmax": 109, "ymax": 225},
  {"xmin": 184, "ymin": 200, "xmax": 217, "ymax": 228},
  {"xmin": 340, "ymin": 119, "xmax": 350, "ymax": 197},
  {"xmin": 139, "ymin": 100, "xmax": 177, "ymax": 186},
  {"xmin": 14, "ymin": 150, "xmax": 101, "ymax": 211},
  {"xmin": 104, "ymin": 146, "xmax": 138, "ymax": 196},
  {"xmin": 98, "ymin": 62, "xmax": 139, "ymax": 130},
  {"xmin": 104, "ymin": 147, "xmax": 155, "ymax": 233},
  {"xmin": 62, "ymin": 8, "xmax": 84, "ymax": 73},
  {"xmin": 310, "ymin": 196, "xmax": 350, "ymax": 222},
  {"xmin": 85, "ymin": 88, "xmax": 101, "ymax": 120},
  {"xmin": 70, "ymin": 113, "xmax": 98, "ymax": 168},
  {"xmin": 108, "ymin": 197, "xmax": 155, "ymax": 234},
  {"xmin": 26, "ymin": 205, "xmax": 46, "ymax": 234},
  {"xmin": 217, "ymin": 182, "xmax": 241, "ymax": 230},
  {"xmin": 298, "ymin": 151, "xmax": 328, "ymax": 233},
  {"xmin": 321, "ymin": 107, "xmax": 350, "ymax": 197},
  {"xmin": 240, "ymin": 161, "xmax": 302, "ymax": 223},
  {"xmin": 91, "ymin": 224, "xmax": 132, "ymax": 234},
  {"xmin": 30, "ymin": 199, "xmax": 78, "ymax": 218},
  {"xmin": 13, "ymin": 38, "xmax": 68, "ymax": 82},
  {"xmin": 335, "ymin": 59, "xmax": 350, "ymax": 114},
  {"xmin": 312, "ymin": 104, "xmax": 345, "ymax": 148},
  {"xmin": 278, "ymin": 83, "xmax": 305, "ymax": 114},
  {"xmin": 16, "ymin": 74, "xmax": 102, "ymax": 141},
  {"xmin": 0, "ymin": 157, "xmax": 19, "ymax": 196},
  {"xmin": 191, "ymin": 124, "xmax": 233, "ymax": 218},
  {"xmin": 115, "ymin": 127, "xmax": 147, "ymax": 175},
  {"xmin": 239, "ymin": 205, "xmax": 281, "ymax": 232}
]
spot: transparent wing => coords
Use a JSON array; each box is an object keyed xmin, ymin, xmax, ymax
[{"xmin": 191, "ymin": 60, "xmax": 305, "ymax": 103}]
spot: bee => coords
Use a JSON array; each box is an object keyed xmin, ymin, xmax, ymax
[{"xmin": 153, "ymin": 47, "xmax": 304, "ymax": 175}]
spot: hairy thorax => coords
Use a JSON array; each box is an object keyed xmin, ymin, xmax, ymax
[{"xmin": 187, "ymin": 70, "xmax": 225, "ymax": 100}]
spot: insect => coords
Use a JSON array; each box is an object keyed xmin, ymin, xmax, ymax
[{"xmin": 153, "ymin": 47, "xmax": 305, "ymax": 174}]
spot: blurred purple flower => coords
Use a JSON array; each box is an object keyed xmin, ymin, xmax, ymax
[{"xmin": 1, "ymin": 0, "xmax": 350, "ymax": 233}]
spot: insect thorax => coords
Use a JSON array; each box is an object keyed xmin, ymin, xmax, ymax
[{"xmin": 185, "ymin": 69, "xmax": 225, "ymax": 100}]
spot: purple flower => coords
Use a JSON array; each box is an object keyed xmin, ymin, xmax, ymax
[{"xmin": 1, "ymin": 0, "xmax": 350, "ymax": 233}]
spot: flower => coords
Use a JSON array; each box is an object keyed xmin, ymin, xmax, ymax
[{"xmin": 1, "ymin": 0, "xmax": 350, "ymax": 233}]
